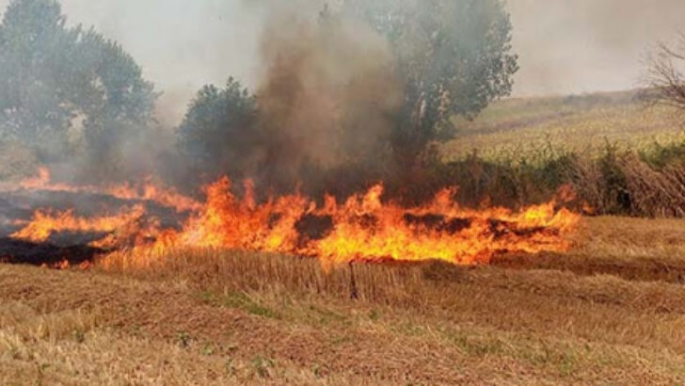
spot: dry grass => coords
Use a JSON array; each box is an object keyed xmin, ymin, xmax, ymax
[
  {"xmin": 428, "ymin": 91, "xmax": 685, "ymax": 217},
  {"xmin": 443, "ymin": 90, "xmax": 685, "ymax": 162},
  {"xmin": 2, "ymin": 216, "xmax": 685, "ymax": 384}
]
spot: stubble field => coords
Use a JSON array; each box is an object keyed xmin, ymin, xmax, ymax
[
  {"xmin": 3, "ymin": 91, "xmax": 685, "ymax": 385},
  {"xmin": 2, "ymin": 216, "xmax": 685, "ymax": 385}
]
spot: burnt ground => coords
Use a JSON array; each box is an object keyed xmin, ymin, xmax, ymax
[
  {"xmin": 4, "ymin": 188, "xmax": 680, "ymax": 290},
  {"xmin": 0, "ymin": 189, "xmax": 186, "ymax": 266},
  {"xmin": 0, "ymin": 237, "xmax": 103, "ymax": 266}
]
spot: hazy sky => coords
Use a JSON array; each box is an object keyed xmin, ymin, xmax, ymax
[
  {"xmin": 508, "ymin": 0, "xmax": 685, "ymax": 96},
  {"xmin": 1, "ymin": 0, "xmax": 684, "ymax": 120}
]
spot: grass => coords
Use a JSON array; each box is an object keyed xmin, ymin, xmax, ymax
[
  {"xmin": 412, "ymin": 91, "xmax": 685, "ymax": 217},
  {"xmin": 443, "ymin": 90, "xmax": 685, "ymax": 162},
  {"xmin": 2, "ymin": 216, "xmax": 685, "ymax": 384},
  {"xmin": 198, "ymin": 291, "xmax": 281, "ymax": 319}
]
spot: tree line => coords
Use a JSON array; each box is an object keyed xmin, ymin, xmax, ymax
[{"xmin": 1, "ymin": 0, "xmax": 518, "ymax": 193}]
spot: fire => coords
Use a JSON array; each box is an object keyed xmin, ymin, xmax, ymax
[
  {"xmin": 11, "ymin": 205, "xmax": 147, "ymax": 244},
  {"xmin": 7, "ymin": 171, "xmax": 580, "ymax": 268},
  {"xmin": 156, "ymin": 178, "xmax": 578, "ymax": 267},
  {"xmin": 171, "ymin": 178, "xmax": 310, "ymax": 252},
  {"xmin": 104, "ymin": 179, "xmax": 202, "ymax": 213},
  {"xmin": 5, "ymin": 167, "xmax": 201, "ymax": 213}
]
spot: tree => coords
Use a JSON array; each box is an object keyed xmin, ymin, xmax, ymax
[
  {"xmin": 177, "ymin": 78, "xmax": 260, "ymax": 181},
  {"xmin": 647, "ymin": 34, "xmax": 685, "ymax": 114},
  {"xmin": 343, "ymin": 0, "xmax": 519, "ymax": 166},
  {"xmin": 76, "ymin": 30, "xmax": 158, "ymax": 177},
  {"xmin": 0, "ymin": 0, "xmax": 157, "ymax": 168},
  {"xmin": 0, "ymin": 0, "xmax": 75, "ymax": 157},
  {"xmin": 178, "ymin": 1, "xmax": 519, "ymax": 193}
]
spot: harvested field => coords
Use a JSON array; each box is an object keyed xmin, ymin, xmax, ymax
[
  {"xmin": 2, "ymin": 216, "xmax": 685, "ymax": 385},
  {"xmin": 3, "ymin": 0, "xmax": 685, "ymax": 384},
  {"xmin": 443, "ymin": 91, "xmax": 685, "ymax": 162}
]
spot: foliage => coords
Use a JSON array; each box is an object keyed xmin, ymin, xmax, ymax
[
  {"xmin": 0, "ymin": 0, "xmax": 157, "ymax": 163},
  {"xmin": 177, "ymin": 78, "xmax": 259, "ymax": 182},
  {"xmin": 413, "ymin": 138, "xmax": 685, "ymax": 218},
  {"xmin": 343, "ymin": 0, "xmax": 519, "ymax": 164},
  {"xmin": 179, "ymin": 0, "xmax": 519, "ymax": 183}
]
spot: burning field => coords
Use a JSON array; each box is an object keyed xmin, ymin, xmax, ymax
[
  {"xmin": 7, "ymin": 146, "xmax": 685, "ymax": 386},
  {"xmin": 0, "ymin": 0, "xmax": 579, "ymax": 272},
  {"xmin": 4, "ymin": 198, "xmax": 685, "ymax": 384},
  {"xmin": 0, "ymin": 167, "xmax": 578, "ymax": 270},
  {"xmin": 6, "ymin": 0, "xmax": 685, "ymax": 384}
]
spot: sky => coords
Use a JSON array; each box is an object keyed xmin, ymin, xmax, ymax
[
  {"xmin": 1, "ymin": 0, "xmax": 685, "ymax": 121},
  {"xmin": 508, "ymin": 0, "xmax": 685, "ymax": 96}
]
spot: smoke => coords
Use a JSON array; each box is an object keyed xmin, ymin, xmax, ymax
[
  {"xmin": 0, "ymin": 0, "xmax": 403, "ymax": 194},
  {"xmin": 4, "ymin": 0, "xmax": 684, "ymax": 115},
  {"xmin": 6, "ymin": 0, "xmax": 685, "ymax": 192},
  {"xmin": 252, "ymin": 2, "xmax": 400, "ymax": 185},
  {"xmin": 508, "ymin": 0, "xmax": 685, "ymax": 96}
]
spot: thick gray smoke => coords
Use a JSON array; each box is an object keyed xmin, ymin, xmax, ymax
[
  {"xmin": 254, "ymin": 2, "xmax": 400, "ymax": 178},
  {"xmin": 3, "ymin": 0, "xmax": 685, "ymax": 191},
  {"xmin": 0, "ymin": 0, "xmax": 403, "ymax": 191}
]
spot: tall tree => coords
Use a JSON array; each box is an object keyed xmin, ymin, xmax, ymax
[
  {"xmin": 0, "ymin": 0, "xmax": 157, "ymax": 168},
  {"xmin": 0, "ymin": 0, "xmax": 75, "ymax": 157},
  {"xmin": 343, "ymin": 0, "xmax": 519, "ymax": 166},
  {"xmin": 178, "ymin": 1, "xmax": 519, "ymax": 192}
]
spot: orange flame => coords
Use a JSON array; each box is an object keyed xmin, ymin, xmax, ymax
[
  {"xmin": 11, "ymin": 205, "xmax": 147, "ymax": 244},
  {"xmin": 151, "ymin": 178, "xmax": 579, "ymax": 266},
  {"xmin": 9, "ymin": 174, "xmax": 580, "ymax": 268},
  {"xmin": 7, "ymin": 167, "xmax": 201, "ymax": 213}
]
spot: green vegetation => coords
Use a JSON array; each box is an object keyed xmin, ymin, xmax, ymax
[
  {"xmin": 177, "ymin": 0, "xmax": 519, "ymax": 187},
  {"xmin": 344, "ymin": 0, "xmax": 519, "ymax": 164},
  {"xmin": 0, "ymin": 0, "xmax": 157, "ymax": 169},
  {"xmin": 177, "ymin": 78, "xmax": 258, "ymax": 183}
]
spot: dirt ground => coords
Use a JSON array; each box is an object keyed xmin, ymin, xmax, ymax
[{"xmin": 2, "ymin": 216, "xmax": 685, "ymax": 385}]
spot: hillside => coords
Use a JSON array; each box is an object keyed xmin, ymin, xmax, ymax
[{"xmin": 443, "ymin": 90, "xmax": 685, "ymax": 161}]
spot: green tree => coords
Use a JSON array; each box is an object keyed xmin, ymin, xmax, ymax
[
  {"xmin": 177, "ymin": 78, "xmax": 259, "ymax": 181},
  {"xmin": 0, "ymin": 0, "xmax": 75, "ymax": 157},
  {"xmin": 343, "ymin": 0, "xmax": 519, "ymax": 166},
  {"xmin": 0, "ymin": 0, "xmax": 156, "ymax": 167},
  {"xmin": 179, "ymin": 1, "xmax": 518, "ymax": 192}
]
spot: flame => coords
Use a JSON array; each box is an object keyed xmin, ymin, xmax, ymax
[
  {"xmin": 148, "ymin": 178, "xmax": 579, "ymax": 267},
  {"xmin": 8, "ymin": 174, "xmax": 580, "ymax": 268},
  {"xmin": 103, "ymin": 179, "xmax": 202, "ymax": 213},
  {"xmin": 6, "ymin": 167, "xmax": 201, "ymax": 213},
  {"xmin": 11, "ymin": 205, "xmax": 147, "ymax": 244},
  {"xmin": 172, "ymin": 178, "xmax": 309, "ymax": 252}
]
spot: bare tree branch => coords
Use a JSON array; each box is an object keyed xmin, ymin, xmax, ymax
[{"xmin": 646, "ymin": 35, "xmax": 685, "ymax": 115}]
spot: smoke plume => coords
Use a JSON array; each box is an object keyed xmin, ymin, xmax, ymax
[{"xmin": 251, "ymin": 2, "xmax": 400, "ymax": 187}]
